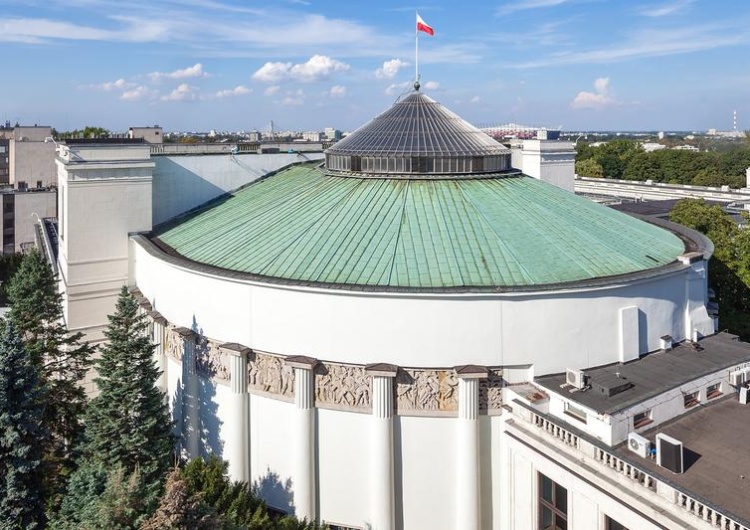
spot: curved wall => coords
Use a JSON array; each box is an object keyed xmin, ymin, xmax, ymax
[{"xmin": 132, "ymin": 237, "xmax": 710, "ymax": 376}]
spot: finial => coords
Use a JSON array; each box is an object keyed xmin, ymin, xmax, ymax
[{"xmin": 414, "ymin": 80, "xmax": 420, "ymax": 92}]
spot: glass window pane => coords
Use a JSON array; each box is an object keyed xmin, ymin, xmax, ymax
[
  {"xmin": 556, "ymin": 514, "xmax": 567, "ymax": 530},
  {"xmin": 541, "ymin": 475, "xmax": 553, "ymax": 502},
  {"xmin": 555, "ymin": 483, "xmax": 567, "ymax": 513},
  {"xmin": 541, "ymin": 506, "xmax": 553, "ymax": 529}
]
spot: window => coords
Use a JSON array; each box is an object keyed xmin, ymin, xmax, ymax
[
  {"xmin": 605, "ymin": 516, "xmax": 629, "ymax": 530},
  {"xmin": 683, "ymin": 391, "xmax": 699, "ymax": 409},
  {"xmin": 539, "ymin": 473, "xmax": 567, "ymax": 530},
  {"xmin": 633, "ymin": 410, "xmax": 652, "ymax": 429},
  {"xmin": 564, "ymin": 402, "xmax": 587, "ymax": 423},
  {"xmin": 707, "ymin": 383, "xmax": 722, "ymax": 399}
]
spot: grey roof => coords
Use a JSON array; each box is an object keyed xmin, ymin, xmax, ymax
[
  {"xmin": 325, "ymin": 92, "xmax": 509, "ymax": 158},
  {"xmin": 617, "ymin": 398, "xmax": 750, "ymax": 527},
  {"xmin": 536, "ymin": 332, "xmax": 750, "ymax": 414}
]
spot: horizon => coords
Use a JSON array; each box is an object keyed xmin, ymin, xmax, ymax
[{"xmin": 2, "ymin": 0, "xmax": 749, "ymax": 133}]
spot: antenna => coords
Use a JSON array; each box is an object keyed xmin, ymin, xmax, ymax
[{"xmin": 734, "ymin": 110, "xmax": 738, "ymax": 132}]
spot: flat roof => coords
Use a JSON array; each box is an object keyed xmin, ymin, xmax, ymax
[
  {"xmin": 536, "ymin": 332, "xmax": 750, "ymax": 414},
  {"xmin": 616, "ymin": 397, "xmax": 750, "ymax": 526}
]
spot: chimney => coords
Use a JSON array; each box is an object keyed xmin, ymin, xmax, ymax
[{"xmin": 660, "ymin": 335, "xmax": 673, "ymax": 351}]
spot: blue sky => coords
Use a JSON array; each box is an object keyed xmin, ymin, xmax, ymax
[{"xmin": 1, "ymin": 0, "xmax": 749, "ymax": 133}]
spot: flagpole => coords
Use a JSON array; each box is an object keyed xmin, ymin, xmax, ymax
[{"xmin": 415, "ymin": 11, "xmax": 419, "ymax": 90}]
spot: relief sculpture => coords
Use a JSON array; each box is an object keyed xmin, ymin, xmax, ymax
[
  {"xmin": 164, "ymin": 326, "xmax": 183, "ymax": 361},
  {"xmin": 195, "ymin": 337, "xmax": 230, "ymax": 382},
  {"xmin": 397, "ymin": 369, "xmax": 458, "ymax": 412},
  {"xmin": 479, "ymin": 369, "xmax": 504, "ymax": 412},
  {"xmin": 248, "ymin": 352, "xmax": 294, "ymax": 398},
  {"xmin": 315, "ymin": 363, "xmax": 370, "ymax": 410}
]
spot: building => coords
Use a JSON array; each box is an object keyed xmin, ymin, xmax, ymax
[
  {"xmin": 324, "ymin": 127, "xmax": 342, "ymax": 141},
  {"xmin": 128, "ymin": 126, "xmax": 164, "ymax": 144},
  {"xmin": 53, "ymin": 88, "xmax": 730, "ymax": 530},
  {"xmin": 0, "ymin": 188, "xmax": 57, "ymax": 253},
  {"xmin": 3, "ymin": 125, "xmax": 57, "ymax": 188}
]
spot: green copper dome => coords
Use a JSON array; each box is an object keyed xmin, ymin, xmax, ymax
[{"xmin": 153, "ymin": 164, "xmax": 685, "ymax": 290}]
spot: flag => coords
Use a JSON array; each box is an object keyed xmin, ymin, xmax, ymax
[{"xmin": 416, "ymin": 13, "xmax": 434, "ymax": 36}]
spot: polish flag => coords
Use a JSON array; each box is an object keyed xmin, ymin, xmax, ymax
[{"xmin": 416, "ymin": 13, "xmax": 434, "ymax": 36}]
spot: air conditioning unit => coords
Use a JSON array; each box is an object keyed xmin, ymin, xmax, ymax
[
  {"xmin": 740, "ymin": 386, "xmax": 750, "ymax": 405},
  {"xmin": 628, "ymin": 432, "xmax": 651, "ymax": 458},
  {"xmin": 656, "ymin": 433, "xmax": 684, "ymax": 474},
  {"xmin": 565, "ymin": 368, "xmax": 587, "ymax": 390},
  {"xmin": 730, "ymin": 368, "xmax": 750, "ymax": 387}
]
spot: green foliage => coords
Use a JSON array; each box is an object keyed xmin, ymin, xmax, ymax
[
  {"xmin": 577, "ymin": 141, "xmax": 750, "ymax": 187},
  {"xmin": 0, "ymin": 252, "xmax": 24, "ymax": 305},
  {"xmin": 670, "ymin": 199, "xmax": 750, "ymax": 339},
  {"xmin": 141, "ymin": 467, "xmax": 218, "ymax": 530},
  {"xmin": 51, "ymin": 462, "xmax": 108, "ymax": 529},
  {"xmin": 574, "ymin": 158, "xmax": 603, "ymax": 178},
  {"xmin": 0, "ymin": 320, "xmax": 47, "ymax": 530},
  {"xmin": 55, "ymin": 126, "xmax": 110, "ymax": 139},
  {"xmin": 81, "ymin": 286, "xmax": 174, "ymax": 497},
  {"xmin": 6, "ymin": 249, "xmax": 93, "ymax": 512}
]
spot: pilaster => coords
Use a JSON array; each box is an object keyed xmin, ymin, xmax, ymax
[{"xmin": 221, "ymin": 343, "xmax": 251, "ymax": 483}]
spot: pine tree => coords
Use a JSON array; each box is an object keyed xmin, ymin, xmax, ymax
[
  {"xmin": 6, "ymin": 249, "xmax": 93, "ymax": 508},
  {"xmin": 0, "ymin": 320, "xmax": 47, "ymax": 530},
  {"xmin": 141, "ymin": 467, "xmax": 218, "ymax": 530},
  {"xmin": 82, "ymin": 285, "xmax": 174, "ymax": 495}
]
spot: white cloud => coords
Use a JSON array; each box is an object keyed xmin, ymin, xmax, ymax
[
  {"xmin": 161, "ymin": 83, "xmax": 199, "ymax": 101},
  {"xmin": 252, "ymin": 55, "xmax": 349, "ymax": 83},
  {"xmin": 149, "ymin": 63, "xmax": 208, "ymax": 83},
  {"xmin": 214, "ymin": 85, "xmax": 251, "ymax": 98},
  {"xmin": 80, "ymin": 78, "xmax": 133, "ymax": 91},
  {"xmin": 281, "ymin": 89, "xmax": 306, "ymax": 106},
  {"xmin": 497, "ymin": 0, "xmax": 570, "ymax": 16},
  {"xmin": 385, "ymin": 81, "xmax": 412, "ymax": 96},
  {"xmin": 570, "ymin": 77, "xmax": 617, "ymax": 109},
  {"xmin": 120, "ymin": 85, "xmax": 152, "ymax": 101},
  {"xmin": 264, "ymin": 85, "xmax": 281, "ymax": 96},
  {"xmin": 375, "ymin": 59, "xmax": 409, "ymax": 79},
  {"xmin": 470, "ymin": 95, "xmax": 481, "ymax": 104},
  {"xmin": 638, "ymin": 0, "xmax": 695, "ymax": 17},
  {"xmin": 330, "ymin": 85, "xmax": 346, "ymax": 98},
  {"xmin": 423, "ymin": 80, "xmax": 440, "ymax": 91}
]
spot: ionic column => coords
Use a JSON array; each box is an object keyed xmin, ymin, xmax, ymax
[
  {"xmin": 287, "ymin": 356, "xmax": 319, "ymax": 522},
  {"xmin": 221, "ymin": 343, "xmax": 251, "ymax": 483},
  {"xmin": 175, "ymin": 327, "xmax": 200, "ymax": 458},
  {"xmin": 455, "ymin": 365, "xmax": 488, "ymax": 530},
  {"xmin": 366, "ymin": 363, "xmax": 398, "ymax": 530},
  {"xmin": 149, "ymin": 311, "xmax": 168, "ymax": 394}
]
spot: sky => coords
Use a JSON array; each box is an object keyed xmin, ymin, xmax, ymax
[{"xmin": 2, "ymin": 0, "xmax": 750, "ymax": 133}]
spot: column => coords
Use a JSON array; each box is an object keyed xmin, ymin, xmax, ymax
[
  {"xmin": 175, "ymin": 327, "xmax": 200, "ymax": 458},
  {"xmin": 455, "ymin": 365, "xmax": 488, "ymax": 530},
  {"xmin": 150, "ymin": 311, "xmax": 168, "ymax": 394},
  {"xmin": 366, "ymin": 363, "xmax": 398, "ymax": 530},
  {"xmin": 221, "ymin": 343, "xmax": 251, "ymax": 483},
  {"xmin": 286, "ymin": 356, "xmax": 319, "ymax": 522}
]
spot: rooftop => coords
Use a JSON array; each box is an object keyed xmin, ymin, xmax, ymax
[
  {"xmin": 617, "ymin": 397, "xmax": 750, "ymax": 526},
  {"xmin": 536, "ymin": 332, "xmax": 750, "ymax": 414},
  {"xmin": 152, "ymin": 163, "xmax": 687, "ymax": 291}
]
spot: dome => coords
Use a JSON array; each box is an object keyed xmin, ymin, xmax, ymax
[{"xmin": 324, "ymin": 92, "xmax": 511, "ymax": 177}]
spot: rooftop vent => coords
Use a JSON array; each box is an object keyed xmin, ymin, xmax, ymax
[
  {"xmin": 660, "ymin": 335, "xmax": 673, "ymax": 351},
  {"xmin": 590, "ymin": 373, "xmax": 634, "ymax": 398}
]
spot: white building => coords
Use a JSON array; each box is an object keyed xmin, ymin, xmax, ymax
[{"xmin": 50, "ymin": 88, "xmax": 745, "ymax": 530}]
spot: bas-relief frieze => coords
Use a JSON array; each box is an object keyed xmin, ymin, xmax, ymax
[
  {"xmin": 248, "ymin": 351, "xmax": 295, "ymax": 398},
  {"xmin": 195, "ymin": 337, "xmax": 230, "ymax": 383},
  {"xmin": 152, "ymin": 315, "xmax": 503, "ymax": 413},
  {"xmin": 315, "ymin": 363, "xmax": 371, "ymax": 411}
]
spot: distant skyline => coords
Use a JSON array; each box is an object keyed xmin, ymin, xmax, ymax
[{"xmin": 2, "ymin": 0, "xmax": 750, "ymax": 132}]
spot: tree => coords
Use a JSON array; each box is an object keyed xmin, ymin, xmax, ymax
[
  {"xmin": 81, "ymin": 286, "xmax": 174, "ymax": 495},
  {"xmin": 141, "ymin": 467, "xmax": 218, "ymax": 530},
  {"xmin": 575, "ymin": 158, "xmax": 604, "ymax": 178},
  {"xmin": 670, "ymin": 199, "xmax": 750, "ymax": 339},
  {"xmin": 0, "ymin": 320, "xmax": 47, "ymax": 530},
  {"xmin": 6, "ymin": 249, "xmax": 93, "ymax": 510}
]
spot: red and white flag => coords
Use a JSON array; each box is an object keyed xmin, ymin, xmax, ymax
[{"xmin": 416, "ymin": 13, "xmax": 434, "ymax": 36}]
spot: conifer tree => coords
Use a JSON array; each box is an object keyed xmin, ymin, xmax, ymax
[
  {"xmin": 81, "ymin": 285, "xmax": 174, "ymax": 494},
  {"xmin": 6, "ymin": 249, "xmax": 93, "ymax": 508},
  {"xmin": 141, "ymin": 467, "xmax": 218, "ymax": 530},
  {"xmin": 0, "ymin": 320, "xmax": 47, "ymax": 530}
]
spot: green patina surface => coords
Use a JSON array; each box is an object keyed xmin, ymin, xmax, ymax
[{"xmin": 154, "ymin": 164, "xmax": 685, "ymax": 289}]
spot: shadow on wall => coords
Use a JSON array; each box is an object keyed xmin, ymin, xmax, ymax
[
  {"xmin": 193, "ymin": 316, "xmax": 224, "ymax": 459},
  {"xmin": 254, "ymin": 469, "xmax": 295, "ymax": 514},
  {"xmin": 172, "ymin": 378, "xmax": 184, "ymax": 454}
]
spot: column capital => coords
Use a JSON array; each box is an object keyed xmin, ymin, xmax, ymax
[
  {"xmin": 365, "ymin": 363, "xmax": 399, "ymax": 378},
  {"xmin": 454, "ymin": 364, "xmax": 489, "ymax": 379},
  {"xmin": 148, "ymin": 311, "xmax": 167, "ymax": 326},
  {"xmin": 219, "ymin": 342, "xmax": 252, "ymax": 358},
  {"xmin": 286, "ymin": 355, "xmax": 319, "ymax": 370},
  {"xmin": 174, "ymin": 327, "xmax": 198, "ymax": 341}
]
